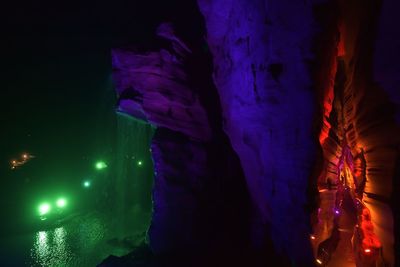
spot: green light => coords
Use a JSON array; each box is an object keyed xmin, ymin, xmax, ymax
[
  {"xmin": 56, "ymin": 198, "xmax": 67, "ymax": 208},
  {"xmin": 137, "ymin": 160, "xmax": 143, "ymax": 166},
  {"xmin": 95, "ymin": 161, "xmax": 107, "ymax": 170},
  {"xmin": 83, "ymin": 181, "xmax": 91, "ymax": 188},
  {"xmin": 39, "ymin": 203, "xmax": 51, "ymax": 215}
]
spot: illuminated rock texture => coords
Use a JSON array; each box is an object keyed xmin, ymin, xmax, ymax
[
  {"xmin": 314, "ymin": 1, "xmax": 400, "ymax": 265},
  {"xmin": 107, "ymin": 0, "xmax": 400, "ymax": 266},
  {"xmin": 112, "ymin": 24, "xmax": 211, "ymax": 141},
  {"xmin": 196, "ymin": 0, "xmax": 328, "ymax": 265},
  {"xmin": 112, "ymin": 23, "xmax": 251, "ymax": 265},
  {"xmin": 364, "ymin": 3, "xmax": 397, "ymax": 264},
  {"xmin": 372, "ymin": 0, "xmax": 400, "ymax": 264}
]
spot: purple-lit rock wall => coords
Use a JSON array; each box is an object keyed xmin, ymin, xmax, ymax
[
  {"xmin": 112, "ymin": 24, "xmax": 211, "ymax": 141},
  {"xmin": 112, "ymin": 23, "xmax": 251, "ymax": 263},
  {"xmin": 197, "ymin": 0, "xmax": 328, "ymax": 263},
  {"xmin": 109, "ymin": 1, "xmax": 400, "ymax": 265},
  {"xmin": 149, "ymin": 128, "xmax": 209, "ymax": 253},
  {"xmin": 373, "ymin": 0, "xmax": 400, "ymax": 124},
  {"xmin": 112, "ymin": 24, "xmax": 214, "ymax": 254}
]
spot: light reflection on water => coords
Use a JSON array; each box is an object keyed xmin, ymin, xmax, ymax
[
  {"xmin": 29, "ymin": 213, "xmax": 116, "ymax": 267},
  {"xmin": 0, "ymin": 212, "xmax": 137, "ymax": 266},
  {"xmin": 32, "ymin": 228, "xmax": 72, "ymax": 266}
]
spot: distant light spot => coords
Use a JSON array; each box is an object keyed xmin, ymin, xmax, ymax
[
  {"xmin": 95, "ymin": 161, "xmax": 107, "ymax": 170},
  {"xmin": 56, "ymin": 198, "xmax": 67, "ymax": 208},
  {"xmin": 39, "ymin": 203, "xmax": 51, "ymax": 215}
]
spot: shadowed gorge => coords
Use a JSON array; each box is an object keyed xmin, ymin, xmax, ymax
[
  {"xmin": 1, "ymin": 0, "xmax": 400, "ymax": 266},
  {"xmin": 312, "ymin": 1, "xmax": 400, "ymax": 266},
  {"xmin": 103, "ymin": 1, "xmax": 400, "ymax": 266}
]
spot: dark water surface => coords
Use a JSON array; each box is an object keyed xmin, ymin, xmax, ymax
[{"xmin": 0, "ymin": 212, "xmax": 134, "ymax": 267}]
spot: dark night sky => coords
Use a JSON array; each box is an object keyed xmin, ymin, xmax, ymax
[
  {"xmin": 0, "ymin": 0, "xmax": 203, "ymax": 228},
  {"xmin": 0, "ymin": 0, "xmax": 203, "ymax": 169},
  {"xmin": 1, "ymin": 1, "xmax": 160, "ymax": 170}
]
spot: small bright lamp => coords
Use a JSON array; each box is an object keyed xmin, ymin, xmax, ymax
[
  {"xmin": 83, "ymin": 181, "xmax": 91, "ymax": 188},
  {"xmin": 95, "ymin": 161, "xmax": 107, "ymax": 170},
  {"xmin": 39, "ymin": 203, "xmax": 51, "ymax": 216},
  {"xmin": 56, "ymin": 198, "xmax": 67, "ymax": 208}
]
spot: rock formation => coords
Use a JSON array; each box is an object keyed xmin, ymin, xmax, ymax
[{"xmin": 102, "ymin": 0, "xmax": 400, "ymax": 266}]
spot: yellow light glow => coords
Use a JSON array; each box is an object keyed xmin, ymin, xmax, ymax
[
  {"xmin": 316, "ymin": 259, "xmax": 322, "ymax": 265},
  {"xmin": 364, "ymin": 248, "xmax": 371, "ymax": 253},
  {"xmin": 310, "ymin": 235, "xmax": 316, "ymax": 240}
]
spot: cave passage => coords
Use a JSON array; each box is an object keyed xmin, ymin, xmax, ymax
[
  {"xmin": 312, "ymin": 57, "xmax": 385, "ymax": 266},
  {"xmin": 2, "ymin": 0, "xmax": 400, "ymax": 266},
  {"xmin": 312, "ymin": 142, "xmax": 382, "ymax": 267},
  {"xmin": 311, "ymin": 2, "xmax": 398, "ymax": 265}
]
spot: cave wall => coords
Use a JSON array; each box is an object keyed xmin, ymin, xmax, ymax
[
  {"xmin": 373, "ymin": 0, "xmax": 400, "ymax": 124},
  {"xmin": 196, "ymin": 0, "xmax": 334, "ymax": 264},
  {"xmin": 314, "ymin": 2, "xmax": 342, "ymax": 188},
  {"xmin": 339, "ymin": 1, "xmax": 399, "ymax": 264},
  {"xmin": 371, "ymin": 0, "xmax": 400, "ymax": 264},
  {"xmin": 314, "ymin": 0, "xmax": 400, "ymax": 265},
  {"xmin": 112, "ymin": 23, "xmax": 251, "ymax": 264},
  {"xmin": 109, "ymin": 0, "xmax": 400, "ymax": 265},
  {"xmin": 112, "ymin": 24, "xmax": 212, "ymax": 141}
]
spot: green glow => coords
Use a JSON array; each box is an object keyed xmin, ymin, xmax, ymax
[
  {"xmin": 83, "ymin": 181, "xmax": 91, "ymax": 188},
  {"xmin": 39, "ymin": 203, "xmax": 51, "ymax": 215},
  {"xmin": 137, "ymin": 160, "xmax": 143, "ymax": 166},
  {"xmin": 56, "ymin": 198, "xmax": 67, "ymax": 208},
  {"xmin": 95, "ymin": 161, "xmax": 107, "ymax": 170}
]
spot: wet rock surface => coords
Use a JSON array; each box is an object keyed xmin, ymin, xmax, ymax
[
  {"xmin": 105, "ymin": 0, "xmax": 400, "ymax": 266},
  {"xmin": 111, "ymin": 21, "xmax": 253, "ymax": 266},
  {"xmin": 196, "ymin": 0, "xmax": 329, "ymax": 264},
  {"xmin": 112, "ymin": 24, "xmax": 211, "ymax": 141},
  {"xmin": 313, "ymin": 1, "xmax": 400, "ymax": 265}
]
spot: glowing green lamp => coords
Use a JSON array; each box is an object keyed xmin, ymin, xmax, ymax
[
  {"xmin": 39, "ymin": 203, "xmax": 51, "ymax": 216},
  {"xmin": 83, "ymin": 180, "xmax": 91, "ymax": 188},
  {"xmin": 56, "ymin": 198, "xmax": 67, "ymax": 208},
  {"xmin": 95, "ymin": 161, "xmax": 107, "ymax": 170}
]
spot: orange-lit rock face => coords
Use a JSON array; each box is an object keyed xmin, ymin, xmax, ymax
[{"xmin": 314, "ymin": 1, "xmax": 399, "ymax": 266}]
